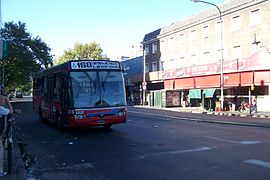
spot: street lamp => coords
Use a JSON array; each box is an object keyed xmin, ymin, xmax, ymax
[
  {"xmin": 191, "ymin": 0, "xmax": 224, "ymax": 110},
  {"xmin": 142, "ymin": 49, "xmax": 146, "ymax": 106}
]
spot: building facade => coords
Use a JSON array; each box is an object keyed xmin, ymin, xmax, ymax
[
  {"xmin": 142, "ymin": 0, "xmax": 270, "ymax": 111},
  {"xmin": 121, "ymin": 56, "xmax": 144, "ymax": 105}
]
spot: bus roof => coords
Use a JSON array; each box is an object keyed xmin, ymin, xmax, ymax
[{"xmin": 33, "ymin": 60, "xmax": 121, "ymax": 78}]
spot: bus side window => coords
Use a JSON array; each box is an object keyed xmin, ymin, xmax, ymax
[
  {"xmin": 34, "ymin": 78, "xmax": 43, "ymax": 95},
  {"xmin": 54, "ymin": 74, "xmax": 61, "ymax": 100},
  {"xmin": 62, "ymin": 73, "xmax": 70, "ymax": 89},
  {"xmin": 42, "ymin": 77, "xmax": 47, "ymax": 97}
]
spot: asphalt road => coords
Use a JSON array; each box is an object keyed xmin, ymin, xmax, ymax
[{"xmin": 12, "ymin": 102, "xmax": 270, "ymax": 180}]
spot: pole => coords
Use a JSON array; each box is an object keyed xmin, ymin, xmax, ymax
[
  {"xmin": 191, "ymin": 0, "xmax": 224, "ymax": 110},
  {"xmin": 143, "ymin": 49, "xmax": 146, "ymax": 106},
  {"xmin": 249, "ymin": 87, "xmax": 251, "ymax": 115}
]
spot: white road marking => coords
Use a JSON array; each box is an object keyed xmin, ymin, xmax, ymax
[
  {"xmin": 203, "ymin": 136, "xmax": 262, "ymax": 145},
  {"xmin": 136, "ymin": 146, "xmax": 212, "ymax": 160},
  {"xmin": 244, "ymin": 159, "xmax": 270, "ymax": 169},
  {"xmin": 238, "ymin": 141, "xmax": 261, "ymax": 145},
  {"xmin": 203, "ymin": 135, "xmax": 238, "ymax": 143}
]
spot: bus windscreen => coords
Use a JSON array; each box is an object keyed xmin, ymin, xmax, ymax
[{"xmin": 70, "ymin": 71, "xmax": 126, "ymax": 108}]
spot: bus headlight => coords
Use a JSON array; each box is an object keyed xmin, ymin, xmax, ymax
[
  {"xmin": 116, "ymin": 109, "xmax": 127, "ymax": 116},
  {"xmin": 74, "ymin": 114, "xmax": 85, "ymax": 120}
]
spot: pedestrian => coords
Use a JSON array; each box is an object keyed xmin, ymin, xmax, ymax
[
  {"xmin": 251, "ymin": 96, "xmax": 257, "ymax": 113},
  {"xmin": 233, "ymin": 95, "xmax": 238, "ymax": 110},
  {"xmin": 0, "ymin": 95, "xmax": 14, "ymax": 176}
]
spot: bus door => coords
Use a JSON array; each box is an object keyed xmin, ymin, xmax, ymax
[{"xmin": 48, "ymin": 77, "xmax": 54, "ymax": 120}]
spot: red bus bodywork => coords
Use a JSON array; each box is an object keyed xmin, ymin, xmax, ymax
[{"xmin": 33, "ymin": 60, "xmax": 127, "ymax": 129}]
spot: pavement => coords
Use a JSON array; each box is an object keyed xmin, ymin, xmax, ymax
[
  {"xmin": 167, "ymin": 106, "xmax": 270, "ymax": 118},
  {"xmin": 1, "ymin": 134, "xmax": 27, "ymax": 180},
  {"xmin": 1, "ymin": 98, "xmax": 28, "ymax": 180},
  {"xmin": 132, "ymin": 105, "xmax": 270, "ymax": 128},
  {"xmin": 135, "ymin": 105, "xmax": 270, "ymax": 118}
]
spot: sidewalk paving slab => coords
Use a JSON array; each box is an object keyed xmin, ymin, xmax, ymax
[
  {"xmin": 132, "ymin": 105, "xmax": 270, "ymax": 128},
  {"xmin": 1, "ymin": 135, "xmax": 27, "ymax": 180}
]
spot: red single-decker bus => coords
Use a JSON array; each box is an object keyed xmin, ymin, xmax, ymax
[{"xmin": 33, "ymin": 60, "xmax": 127, "ymax": 129}]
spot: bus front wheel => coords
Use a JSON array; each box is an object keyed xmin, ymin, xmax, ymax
[{"xmin": 103, "ymin": 124, "xmax": 112, "ymax": 130}]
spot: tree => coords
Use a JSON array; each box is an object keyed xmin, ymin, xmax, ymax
[
  {"xmin": 56, "ymin": 42, "xmax": 108, "ymax": 64},
  {"xmin": 0, "ymin": 21, "xmax": 53, "ymax": 93}
]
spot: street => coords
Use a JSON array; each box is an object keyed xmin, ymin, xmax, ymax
[{"xmin": 12, "ymin": 102, "xmax": 270, "ymax": 180}]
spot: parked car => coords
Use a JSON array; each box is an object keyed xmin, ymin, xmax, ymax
[{"xmin": 15, "ymin": 91, "xmax": 23, "ymax": 98}]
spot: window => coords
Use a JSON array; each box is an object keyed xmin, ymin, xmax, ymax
[
  {"xmin": 190, "ymin": 54, "xmax": 198, "ymax": 66},
  {"xmin": 168, "ymin": 59, "xmax": 175, "ymax": 69},
  {"xmin": 71, "ymin": 71, "xmax": 126, "ymax": 108},
  {"xmin": 233, "ymin": 45, "xmax": 242, "ymax": 59},
  {"xmin": 168, "ymin": 37, "xmax": 175, "ymax": 60},
  {"xmin": 160, "ymin": 60, "xmax": 165, "ymax": 71},
  {"xmin": 189, "ymin": 47, "xmax": 197, "ymax": 60},
  {"xmin": 251, "ymin": 33, "xmax": 261, "ymax": 53},
  {"xmin": 43, "ymin": 77, "xmax": 48, "ymax": 94},
  {"xmin": 179, "ymin": 34, "xmax": 185, "ymax": 46},
  {"xmin": 214, "ymin": 42, "xmax": 225, "ymax": 62},
  {"xmin": 145, "ymin": 45, "xmax": 149, "ymax": 55},
  {"xmin": 152, "ymin": 62, "xmax": 157, "ymax": 72},
  {"xmin": 145, "ymin": 63, "xmax": 149, "ymax": 73},
  {"xmin": 202, "ymin": 52, "xmax": 211, "ymax": 64},
  {"xmin": 152, "ymin": 42, "xmax": 157, "ymax": 53},
  {"xmin": 231, "ymin": 15, "xmax": 240, "ymax": 31},
  {"xmin": 202, "ymin": 26, "xmax": 209, "ymax": 39},
  {"xmin": 179, "ymin": 48, "xmax": 186, "ymax": 61},
  {"xmin": 215, "ymin": 21, "xmax": 223, "ymax": 38},
  {"xmin": 126, "ymin": 79, "xmax": 131, "ymax": 84},
  {"xmin": 190, "ymin": 30, "xmax": 196, "ymax": 44},
  {"xmin": 34, "ymin": 78, "xmax": 42, "ymax": 94},
  {"xmin": 250, "ymin": 9, "xmax": 261, "ymax": 26},
  {"xmin": 53, "ymin": 73, "xmax": 61, "ymax": 100}
]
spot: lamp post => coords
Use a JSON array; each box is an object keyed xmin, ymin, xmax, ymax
[
  {"xmin": 191, "ymin": 0, "xmax": 224, "ymax": 110},
  {"xmin": 142, "ymin": 49, "xmax": 146, "ymax": 106}
]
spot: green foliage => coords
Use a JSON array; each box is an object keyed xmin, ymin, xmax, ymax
[
  {"xmin": 0, "ymin": 21, "xmax": 53, "ymax": 92},
  {"xmin": 55, "ymin": 42, "xmax": 108, "ymax": 64}
]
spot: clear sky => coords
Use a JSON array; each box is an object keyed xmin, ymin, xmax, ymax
[{"xmin": 2, "ymin": 0, "xmax": 224, "ymax": 60}]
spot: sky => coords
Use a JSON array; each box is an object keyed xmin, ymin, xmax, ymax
[{"xmin": 2, "ymin": 0, "xmax": 224, "ymax": 60}]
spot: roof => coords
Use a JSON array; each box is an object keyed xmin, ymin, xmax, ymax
[
  {"xmin": 142, "ymin": 29, "xmax": 161, "ymax": 43},
  {"xmin": 146, "ymin": 0, "xmax": 267, "ymax": 38}
]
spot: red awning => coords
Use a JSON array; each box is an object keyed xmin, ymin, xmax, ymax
[
  {"xmin": 224, "ymin": 73, "xmax": 240, "ymax": 87},
  {"xmin": 254, "ymin": 71, "xmax": 270, "ymax": 86},
  {"xmin": 175, "ymin": 77, "xmax": 195, "ymax": 89},
  {"xmin": 195, "ymin": 75, "xmax": 220, "ymax": 88},
  {"xmin": 240, "ymin": 72, "xmax": 253, "ymax": 86},
  {"xmin": 164, "ymin": 80, "xmax": 174, "ymax": 90}
]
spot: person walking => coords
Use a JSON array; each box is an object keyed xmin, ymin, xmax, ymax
[{"xmin": 0, "ymin": 95, "xmax": 14, "ymax": 176}]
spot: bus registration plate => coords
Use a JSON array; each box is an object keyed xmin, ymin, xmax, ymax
[{"xmin": 97, "ymin": 120, "xmax": 105, "ymax": 125}]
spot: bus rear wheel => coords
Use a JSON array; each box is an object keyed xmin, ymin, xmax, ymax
[
  {"xmin": 39, "ymin": 108, "xmax": 47, "ymax": 123},
  {"xmin": 56, "ymin": 113, "xmax": 65, "ymax": 131}
]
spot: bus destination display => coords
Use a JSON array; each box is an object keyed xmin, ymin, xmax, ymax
[{"xmin": 71, "ymin": 61, "xmax": 120, "ymax": 70}]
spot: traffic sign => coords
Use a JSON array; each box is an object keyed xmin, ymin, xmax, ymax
[
  {"xmin": 0, "ymin": 40, "xmax": 8, "ymax": 59},
  {"xmin": 142, "ymin": 81, "xmax": 147, "ymax": 86}
]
